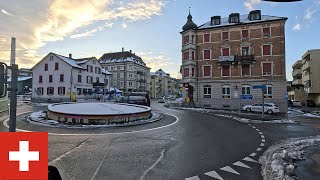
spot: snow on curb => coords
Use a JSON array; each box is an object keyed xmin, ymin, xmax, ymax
[
  {"xmin": 303, "ymin": 113, "xmax": 320, "ymax": 118},
  {"xmin": 176, "ymin": 107, "xmax": 297, "ymax": 124},
  {"xmin": 259, "ymin": 136, "xmax": 320, "ymax": 180}
]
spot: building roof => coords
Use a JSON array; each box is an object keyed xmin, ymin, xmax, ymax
[
  {"xmin": 182, "ymin": 12, "xmax": 198, "ymax": 31},
  {"xmin": 101, "ymin": 68, "xmax": 112, "ymax": 75},
  {"xmin": 151, "ymin": 69, "xmax": 170, "ymax": 77},
  {"xmin": 99, "ymin": 51, "xmax": 147, "ymax": 67},
  {"xmin": 55, "ymin": 54, "xmax": 84, "ymax": 69},
  {"xmin": 7, "ymin": 76, "xmax": 32, "ymax": 82},
  {"xmin": 198, "ymin": 14, "xmax": 287, "ymax": 30}
]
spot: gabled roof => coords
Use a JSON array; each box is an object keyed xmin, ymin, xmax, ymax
[
  {"xmin": 99, "ymin": 51, "xmax": 147, "ymax": 67},
  {"xmin": 198, "ymin": 14, "xmax": 287, "ymax": 30}
]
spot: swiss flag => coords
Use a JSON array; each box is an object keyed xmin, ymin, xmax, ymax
[{"xmin": 0, "ymin": 132, "xmax": 48, "ymax": 180}]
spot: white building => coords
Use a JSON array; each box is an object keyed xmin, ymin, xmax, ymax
[
  {"xmin": 99, "ymin": 49, "xmax": 151, "ymax": 95},
  {"xmin": 32, "ymin": 52, "xmax": 111, "ymax": 102}
]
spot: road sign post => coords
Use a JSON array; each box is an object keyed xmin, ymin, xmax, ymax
[{"xmin": 252, "ymin": 85, "xmax": 267, "ymax": 119}]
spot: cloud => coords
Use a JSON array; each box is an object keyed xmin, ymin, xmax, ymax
[
  {"xmin": 292, "ymin": 23, "xmax": 301, "ymax": 31},
  {"xmin": 136, "ymin": 51, "xmax": 173, "ymax": 71},
  {"xmin": 121, "ymin": 22, "xmax": 128, "ymax": 28},
  {"xmin": 244, "ymin": 0, "xmax": 261, "ymax": 11},
  {"xmin": 1, "ymin": 9, "xmax": 13, "ymax": 16},
  {"xmin": 0, "ymin": 0, "xmax": 168, "ymax": 68}
]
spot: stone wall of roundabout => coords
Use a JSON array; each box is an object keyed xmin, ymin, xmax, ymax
[{"xmin": 45, "ymin": 102, "xmax": 154, "ymax": 126}]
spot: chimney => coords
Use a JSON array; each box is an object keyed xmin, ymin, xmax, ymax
[
  {"xmin": 69, "ymin": 53, "xmax": 72, "ymax": 59},
  {"xmin": 130, "ymin": 50, "xmax": 132, "ymax": 53},
  {"xmin": 122, "ymin": 47, "xmax": 124, "ymax": 52}
]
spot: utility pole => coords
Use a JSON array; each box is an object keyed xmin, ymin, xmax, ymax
[{"xmin": 9, "ymin": 37, "xmax": 17, "ymax": 132}]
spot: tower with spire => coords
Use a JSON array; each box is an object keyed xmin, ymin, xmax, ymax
[{"xmin": 180, "ymin": 8, "xmax": 197, "ymax": 107}]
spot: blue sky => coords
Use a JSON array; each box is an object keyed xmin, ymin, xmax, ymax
[{"xmin": 0, "ymin": 0, "xmax": 319, "ymax": 79}]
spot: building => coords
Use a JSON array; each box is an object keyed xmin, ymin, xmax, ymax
[
  {"xmin": 150, "ymin": 69, "xmax": 181, "ymax": 98},
  {"xmin": 288, "ymin": 60, "xmax": 305, "ymax": 102},
  {"xmin": 7, "ymin": 68, "xmax": 32, "ymax": 95},
  {"xmin": 301, "ymin": 49, "xmax": 320, "ymax": 105},
  {"xmin": 32, "ymin": 53, "xmax": 111, "ymax": 102},
  {"xmin": 181, "ymin": 10, "xmax": 288, "ymax": 111},
  {"xmin": 99, "ymin": 49, "xmax": 151, "ymax": 95}
]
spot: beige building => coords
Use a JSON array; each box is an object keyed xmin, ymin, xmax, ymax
[
  {"xmin": 288, "ymin": 60, "xmax": 305, "ymax": 102},
  {"xmin": 301, "ymin": 49, "xmax": 320, "ymax": 105},
  {"xmin": 150, "ymin": 69, "xmax": 181, "ymax": 99},
  {"xmin": 99, "ymin": 49, "xmax": 151, "ymax": 95}
]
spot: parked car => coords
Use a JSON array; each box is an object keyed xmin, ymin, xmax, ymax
[
  {"xmin": 287, "ymin": 100, "xmax": 293, "ymax": 106},
  {"xmin": 127, "ymin": 92, "xmax": 150, "ymax": 106},
  {"xmin": 242, "ymin": 103, "xmax": 280, "ymax": 114},
  {"xmin": 292, "ymin": 100, "xmax": 302, "ymax": 107},
  {"xmin": 115, "ymin": 96, "xmax": 128, "ymax": 103},
  {"xmin": 301, "ymin": 100, "xmax": 316, "ymax": 107},
  {"xmin": 158, "ymin": 97, "xmax": 165, "ymax": 103}
]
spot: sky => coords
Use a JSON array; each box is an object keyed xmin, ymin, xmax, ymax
[{"xmin": 0, "ymin": 0, "xmax": 319, "ymax": 79}]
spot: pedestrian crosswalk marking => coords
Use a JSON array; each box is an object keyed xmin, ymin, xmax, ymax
[
  {"xmin": 262, "ymin": 139, "xmax": 265, "ymax": 142},
  {"xmin": 250, "ymin": 153, "xmax": 257, "ymax": 157},
  {"xmin": 260, "ymin": 143, "xmax": 265, "ymax": 147},
  {"xmin": 257, "ymin": 147, "xmax": 262, "ymax": 151},
  {"xmin": 205, "ymin": 170, "xmax": 223, "ymax": 180},
  {"xmin": 259, "ymin": 132, "xmax": 263, "ymax": 134},
  {"xmin": 261, "ymin": 135, "xmax": 265, "ymax": 138},
  {"xmin": 233, "ymin": 161, "xmax": 251, "ymax": 169},
  {"xmin": 220, "ymin": 166, "xmax": 240, "ymax": 175},
  {"xmin": 185, "ymin": 176, "xmax": 200, "ymax": 180},
  {"xmin": 243, "ymin": 157, "xmax": 257, "ymax": 163}
]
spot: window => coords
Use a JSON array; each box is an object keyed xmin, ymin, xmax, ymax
[
  {"xmin": 45, "ymin": 64, "xmax": 48, "ymax": 71},
  {"xmin": 113, "ymin": 81, "xmax": 117, "ymax": 87},
  {"xmin": 203, "ymin": 85, "xmax": 212, "ymax": 98},
  {"xmin": 93, "ymin": 60, "xmax": 96, "ymax": 64},
  {"xmin": 262, "ymin": 63, "xmax": 272, "ymax": 76},
  {"xmin": 78, "ymin": 75, "xmax": 82, "ymax": 82},
  {"xmin": 77, "ymin": 88, "xmax": 82, "ymax": 95},
  {"xmin": 222, "ymin": 65, "xmax": 230, "ymax": 77},
  {"xmin": 183, "ymin": 35, "xmax": 189, "ymax": 45},
  {"xmin": 120, "ymin": 73, "xmax": 124, "ymax": 78},
  {"xmin": 242, "ymin": 47, "xmax": 250, "ymax": 55},
  {"xmin": 128, "ymin": 73, "xmax": 133, "ymax": 78},
  {"xmin": 96, "ymin": 77, "xmax": 99, "ymax": 83},
  {"xmin": 251, "ymin": 13, "xmax": 260, "ymax": 20},
  {"xmin": 230, "ymin": 16, "xmax": 239, "ymax": 23},
  {"xmin": 90, "ymin": 66, "xmax": 93, "ymax": 72},
  {"xmin": 49, "ymin": 56, "xmax": 53, "ymax": 61},
  {"xmin": 79, "ymin": 70, "xmax": 82, "ymax": 73},
  {"xmin": 113, "ymin": 73, "xmax": 117, "ymax": 79},
  {"xmin": 222, "ymin": 85, "xmax": 231, "ymax": 98},
  {"xmin": 59, "ymin": 74, "xmax": 64, "ymax": 82},
  {"xmin": 49, "ymin": 75, "xmax": 53, "ymax": 82},
  {"xmin": 203, "ymin": 50, "xmax": 211, "ymax": 60},
  {"xmin": 204, "ymin": 34, "xmax": 210, "ymax": 43},
  {"xmin": 214, "ymin": 18, "xmax": 220, "ymax": 25},
  {"xmin": 55, "ymin": 63, "xmax": 59, "ymax": 70},
  {"xmin": 222, "ymin": 48, "xmax": 230, "ymax": 56},
  {"xmin": 111, "ymin": 66, "xmax": 114, "ymax": 71},
  {"xmin": 192, "ymin": 68, "xmax": 195, "ymax": 77},
  {"xmin": 129, "ymin": 81, "xmax": 133, "ymax": 86},
  {"xmin": 264, "ymin": 85, "xmax": 272, "ymax": 98},
  {"xmin": 192, "ymin": 51, "xmax": 195, "ymax": 60},
  {"xmin": 105, "ymin": 67, "xmax": 109, "ymax": 71},
  {"xmin": 120, "ymin": 81, "xmax": 124, "ymax": 87},
  {"xmin": 262, "ymin": 45, "xmax": 271, "ymax": 56},
  {"xmin": 129, "ymin": 65, "xmax": 133, "ymax": 70},
  {"xmin": 98, "ymin": 68, "xmax": 101, "ymax": 74},
  {"xmin": 47, "ymin": 87, "xmax": 54, "ymax": 95},
  {"xmin": 120, "ymin": 66, "xmax": 124, "ymax": 70},
  {"xmin": 88, "ymin": 89, "xmax": 93, "ymax": 95},
  {"xmin": 241, "ymin": 85, "xmax": 251, "ymax": 95},
  {"xmin": 39, "ymin": 75, "xmax": 42, "ymax": 83},
  {"xmin": 263, "ymin": 27, "xmax": 271, "ymax": 37},
  {"xmin": 242, "ymin": 30, "xmax": 249, "ymax": 39},
  {"xmin": 37, "ymin": 87, "xmax": 43, "ymax": 95},
  {"xmin": 183, "ymin": 51, "xmax": 189, "ymax": 60},
  {"xmin": 104, "ymin": 79, "xmax": 108, "ymax": 85},
  {"xmin": 222, "ymin": 32, "xmax": 229, "ymax": 41},
  {"xmin": 87, "ymin": 76, "xmax": 93, "ymax": 83},
  {"xmin": 203, "ymin": 66, "xmax": 211, "ymax": 77},
  {"xmin": 242, "ymin": 64, "xmax": 250, "ymax": 76},
  {"xmin": 58, "ymin": 87, "xmax": 65, "ymax": 95},
  {"xmin": 184, "ymin": 68, "xmax": 189, "ymax": 77}
]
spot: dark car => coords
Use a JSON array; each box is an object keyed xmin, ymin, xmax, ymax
[
  {"xmin": 301, "ymin": 100, "xmax": 317, "ymax": 107},
  {"xmin": 127, "ymin": 92, "xmax": 150, "ymax": 107},
  {"xmin": 287, "ymin": 100, "xmax": 293, "ymax": 106}
]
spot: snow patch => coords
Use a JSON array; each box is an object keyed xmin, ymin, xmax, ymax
[{"xmin": 304, "ymin": 113, "xmax": 320, "ymax": 118}]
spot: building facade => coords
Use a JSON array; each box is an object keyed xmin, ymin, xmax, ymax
[
  {"xmin": 301, "ymin": 49, "xmax": 320, "ymax": 105},
  {"xmin": 181, "ymin": 10, "xmax": 288, "ymax": 112},
  {"xmin": 288, "ymin": 60, "xmax": 305, "ymax": 102},
  {"xmin": 32, "ymin": 53, "xmax": 111, "ymax": 102},
  {"xmin": 99, "ymin": 49, "xmax": 151, "ymax": 95},
  {"xmin": 150, "ymin": 69, "xmax": 181, "ymax": 98}
]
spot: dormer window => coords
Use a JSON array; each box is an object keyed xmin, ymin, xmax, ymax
[
  {"xmin": 211, "ymin": 16, "xmax": 221, "ymax": 25},
  {"xmin": 249, "ymin": 10, "xmax": 261, "ymax": 21},
  {"xmin": 229, "ymin": 13, "xmax": 240, "ymax": 23}
]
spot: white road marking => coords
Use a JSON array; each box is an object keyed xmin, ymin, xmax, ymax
[
  {"xmin": 250, "ymin": 153, "xmax": 257, "ymax": 157},
  {"xmin": 251, "ymin": 126, "xmax": 256, "ymax": 128},
  {"xmin": 139, "ymin": 149, "xmax": 165, "ymax": 180},
  {"xmin": 257, "ymin": 147, "xmax": 262, "ymax": 151},
  {"xmin": 261, "ymin": 135, "xmax": 265, "ymax": 138},
  {"xmin": 242, "ymin": 157, "xmax": 257, "ymax": 163},
  {"xmin": 262, "ymin": 139, "xmax": 266, "ymax": 142},
  {"xmin": 185, "ymin": 176, "xmax": 200, "ymax": 180},
  {"xmin": 233, "ymin": 161, "xmax": 251, "ymax": 169},
  {"xmin": 90, "ymin": 142, "xmax": 114, "ymax": 180},
  {"xmin": 256, "ymin": 129, "xmax": 259, "ymax": 131},
  {"xmin": 259, "ymin": 132, "xmax": 263, "ymax": 134},
  {"xmin": 205, "ymin": 170, "xmax": 223, "ymax": 180},
  {"xmin": 3, "ymin": 113, "xmax": 180, "ymax": 136},
  {"xmin": 220, "ymin": 166, "xmax": 240, "ymax": 175},
  {"xmin": 260, "ymin": 143, "xmax": 265, "ymax": 147}
]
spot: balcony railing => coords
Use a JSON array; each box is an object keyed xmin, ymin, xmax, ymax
[
  {"xmin": 234, "ymin": 55, "xmax": 255, "ymax": 63},
  {"xmin": 292, "ymin": 69, "xmax": 302, "ymax": 77},
  {"xmin": 218, "ymin": 56, "xmax": 235, "ymax": 63},
  {"xmin": 292, "ymin": 79, "xmax": 302, "ymax": 85}
]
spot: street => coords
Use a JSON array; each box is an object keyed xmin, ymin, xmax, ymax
[{"xmin": 1, "ymin": 102, "xmax": 320, "ymax": 180}]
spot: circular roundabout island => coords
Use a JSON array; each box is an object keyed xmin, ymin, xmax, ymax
[{"xmin": 47, "ymin": 102, "xmax": 152, "ymax": 125}]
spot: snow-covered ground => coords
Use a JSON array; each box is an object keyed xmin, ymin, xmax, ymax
[
  {"xmin": 28, "ymin": 111, "xmax": 60, "ymax": 125},
  {"xmin": 303, "ymin": 113, "xmax": 320, "ymax": 118},
  {"xmin": 259, "ymin": 136, "xmax": 320, "ymax": 180}
]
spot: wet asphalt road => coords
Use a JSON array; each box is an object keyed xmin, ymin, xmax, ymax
[{"xmin": 1, "ymin": 102, "xmax": 320, "ymax": 180}]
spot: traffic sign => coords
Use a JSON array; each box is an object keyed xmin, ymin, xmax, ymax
[
  {"xmin": 252, "ymin": 85, "xmax": 266, "ymax": 89},
  {"xmin": 241, "ymin": 94, "xmax": 254, "ymax": 99}
]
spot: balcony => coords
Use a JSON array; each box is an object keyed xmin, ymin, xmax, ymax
[
  {"xmin": 292, "ymin": 69, "xmax": 302, "ymax": 78},
  {"xmin": 183, "ymin": 60, "xmax": 196, "ymax": 66},
  {"xmin": 218, "ymin": 56, "xmax": 235, "ymax": 64},
  {"xmin": 235, "ymin": 55, "xmax": 256, "ymax": 63},
  {"xmin": 292, "ymin": 79, "xmax": 302, "ymax": 85},
  {"xmin": 302, "ymin": 60, "xmax": 311, "ymax": 71}
]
